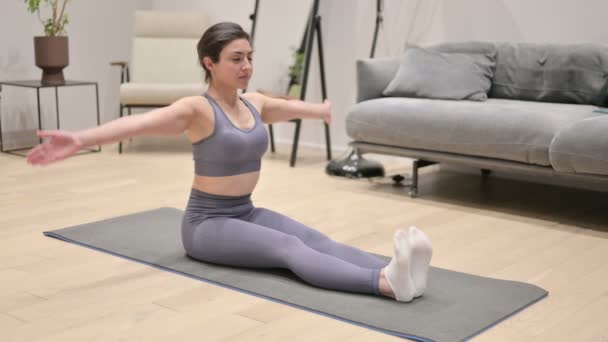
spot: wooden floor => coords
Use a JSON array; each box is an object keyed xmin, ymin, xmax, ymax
[{"xmin": 2, "ymin": 137, "xmax": 608, "ymax": 342}]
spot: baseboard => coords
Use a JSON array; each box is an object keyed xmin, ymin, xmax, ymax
[{"xmin": 272, "ymin": 138, "xmax": 416, "ymax": 170}]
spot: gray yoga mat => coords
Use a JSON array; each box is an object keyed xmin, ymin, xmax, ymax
[{"xmin": 43, "ymin": 207, "xmax": 548, "ymax": 342}]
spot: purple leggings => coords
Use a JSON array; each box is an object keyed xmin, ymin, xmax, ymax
[{"xmin": 181, "ymin": 188, "xmax": 388, "ymax": 296}]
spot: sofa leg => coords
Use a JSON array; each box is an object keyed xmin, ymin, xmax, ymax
[
  {"xmin": 481, "ymin": 168, "xmax": 492, "ymax": 179},
  {"xmin": 409, "ymin": 159, "xmax": 436, "ymax": 198},
  {"xmin": 408, "ymin": 188, "xmax": 418, "ymax": 198},
  {"xmin": 410, "ymin": 160, "xmax": 419, "ymax": 197}
]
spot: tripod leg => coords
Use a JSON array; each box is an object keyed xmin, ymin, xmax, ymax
[
  {"xmin": 315, "ymin": 16, "xmax": 332, "ymax": 161},
  {"xmin": 268, "ymin": 124, "xmax": 276, "ymax": 153},
  {"xmin": 291, "ymin": 2, "xmax": 317, "ymax": 168},
  {"xmin": 290, "ymin": 119, "xmax": 301, "ymax": 167}
]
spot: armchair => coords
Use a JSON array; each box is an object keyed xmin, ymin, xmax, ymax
[{"xmin": 111, "ymin": 10, "xmax": 209, "ymax": 153}]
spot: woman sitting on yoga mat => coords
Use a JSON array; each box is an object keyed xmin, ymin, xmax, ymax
[{"xmin": 26, "ymin": 22, "xmax": 432, "ymax": 302}]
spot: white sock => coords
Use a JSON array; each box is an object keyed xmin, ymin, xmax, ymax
[
  {"xmin": 384, "ymin": 229, "xmax": 415, "ymax": 302},
  {"xmin": 408, "ymin": 226, "xmax": 433, "ymax": 298}
]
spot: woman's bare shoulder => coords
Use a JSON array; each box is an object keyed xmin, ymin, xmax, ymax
[
  {"xmin": 241, "ymin": 92, "xmax": 266, "ymax": 112},
  {"xmin": 180, "ymin": 95, "xmax": 212, "ymax": 115},
  {"xmin": 242, "ymin": 92, "xmax": 266, "ymax": 104},
  {"xmin": 181, "ymin": 95, "xmax": 215, "ymax": 142}
]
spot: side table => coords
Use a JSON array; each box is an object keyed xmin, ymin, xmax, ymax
[{"xmin": 0, "ymin": 80, "xmax": 101, "ymax": 156}]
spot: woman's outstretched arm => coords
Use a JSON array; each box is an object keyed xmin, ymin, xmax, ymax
[
  {"xmin": 26, "ymin": 96, "xmax": 200, "ymax": 166},
  {"xmin": 244, "ymin": 92, "xmax": 331, "ymax": 125}
]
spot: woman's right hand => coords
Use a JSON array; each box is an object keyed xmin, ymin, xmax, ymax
[{"xmin": 26, "ymin": 130, "xmax": 84, "ymax": 166}]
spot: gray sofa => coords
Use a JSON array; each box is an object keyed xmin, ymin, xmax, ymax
[{"xmin": 346, "ymin": 42, "xmax": 608, "ymax": 197}]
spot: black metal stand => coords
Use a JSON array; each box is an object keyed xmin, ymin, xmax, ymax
[
  {"xmin": 243, "ymin": 0, "xmax": 260, "ymax": 94},
  {"xmin": 249, "ymin": 0, "xmax": 260, "ymax": 44},
  {"xmin": 370, "ymin": 0, "xmax": 384, "ymax": 58},
  {"xmin": 289, "ymin": 0, "xmax": 331, "ymax": 167},
  {"xmin": 325, "ymin": 0, "xmax": 385, "ymax": 178},
  {"xmin": 263, "ymin": 0, "xmax": 332, "ymax": 167},
  {"xmin": 267, "ymin": 7, "xmax": 312, "ymax": 156}
]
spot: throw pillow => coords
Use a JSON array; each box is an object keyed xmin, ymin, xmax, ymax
[{"xmin": 382, "ymin": 47, "xmax": 496, "ymax": 101}]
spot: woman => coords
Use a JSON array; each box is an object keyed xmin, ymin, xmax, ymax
[{"xmin": 26, "ymin": 22, "xmax": 432, "ymax": 302}]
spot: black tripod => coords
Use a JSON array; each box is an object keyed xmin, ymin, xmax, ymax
[
  {"xmin": 325, "ymin": 0, "xmax": 386, "ymax": 178},
  {"xmin": 289, "ymin": 0, "xmax": 332, "ymax": 167},
  {"xmin": 243, "ymin": 0, "xmax": 260, "ymax": 94},
  {"xmin": 250, "ymin": 0, "xmax": 331, "ymax": 167}
]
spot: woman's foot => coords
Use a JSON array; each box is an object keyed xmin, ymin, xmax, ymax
[
  {"xmin": 382, "ymin": 229, "xmax": 416, "ymax": 302},
  {"xmin": 408, "ymin": 226, "xmax": 433, "ymax": 298}
]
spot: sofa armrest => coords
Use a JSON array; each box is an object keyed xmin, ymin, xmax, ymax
[
  {"xmin": 110, "ymin": 61, "xmax": 128, "ymax": 67},
  {"xmin": 110, "ymin": 61, "xmax": 130, "ymax": 83},
  {"xmin": 356, "ymin": 57, "xmax": 400, "ymax": 103}
]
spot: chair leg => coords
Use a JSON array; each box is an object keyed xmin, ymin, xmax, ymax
[
  {"xmin": 119, "ymin": 104, "xmax": 123, "ymax": 154},
  {"xmin": 268, "ymin": 123, "xmax": 275, "ymax": 153},
  {"xmin": 290, "ymin": 119, "xmax": 301, "ymax": 167},
  {"xmin": 127, "ymin": 107, "xmax": 133, "ymax": 142}
]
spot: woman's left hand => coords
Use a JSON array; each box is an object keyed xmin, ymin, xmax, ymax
[{"xmin": 321, "ymin": 99, "xmax": 332, "ymax": 125}]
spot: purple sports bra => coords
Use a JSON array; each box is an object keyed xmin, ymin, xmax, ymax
[{"xmin": 192, "ymin": 93, "xmax": 269, "ymax": 177}]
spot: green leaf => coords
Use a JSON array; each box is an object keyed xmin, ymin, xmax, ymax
[
  {"xmin": 25, "ymin": 0, "xmax": 71, "ymax": 36},
  {"xmin": 44, "ymin": 19, "xmax": 53, "ymax": 36},
  {"xmin": 25, "ymin": 0, "xmax": 41, "ymax": 13}
]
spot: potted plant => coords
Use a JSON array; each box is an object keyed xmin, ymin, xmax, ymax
[
  {"xmin": 25, "ymin": 0, "xmax": 71, "ymax": 85},
  {"xmin": 287, "ymin": 48, "xmax": 305, "ymax": 98}
]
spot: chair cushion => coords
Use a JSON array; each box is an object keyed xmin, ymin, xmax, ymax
[
  {"xmin": 382, "ymin": 47, "xmax": 496, "ymax": 101},
  {"xmin": 346, "ymin": 98, "xmax": 599, "ymax": 166},
  {"xmin": 120, "ymin": 83, "xmax": 206, "ymax": 106},
  {"xmin": 550, "ymin": 115, "xmax": 608, "ymax": 175},
  {"xmin": 131, "ymin": 38, "xmax": 203, "ymax": 83}
]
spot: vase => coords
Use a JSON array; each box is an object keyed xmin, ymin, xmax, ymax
[{"xmin": 34, "ymin": 36, "xmax": 69, "ymax": 85}]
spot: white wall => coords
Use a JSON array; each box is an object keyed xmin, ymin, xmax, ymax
[
  {"xmin": 1, "ymin": 0, "xmax": 607, "ymax": 153},
  {"xmin": 0, "ymin": 0, "xmax": 151, "ymax": 149}
]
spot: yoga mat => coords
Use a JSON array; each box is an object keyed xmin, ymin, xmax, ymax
[{"xmin": 43, "ymin": 207, "xmax": 547, "ymax": 342}]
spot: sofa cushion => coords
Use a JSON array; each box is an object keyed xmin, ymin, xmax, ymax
[
  {"xmin": 346, "ymin": 98, "xmax": 600, "ymax": 166},
  {"xmin": 550, "ymin": 115, "xmax": 608, "ymax": 175},
  {"xmin": 429, "ymin": 41, "xmax": 498, "ymax": 56},
  {"xmin": 491, "ymin": 43, "xmax": 608, "ymax": 106},
  {"xmin": 382, "ymin": 47, "xmax": 496, "ymax": 101},
  {"xmin": 429, "ymin": 42, "xmax": 608, "ymax": 106}
]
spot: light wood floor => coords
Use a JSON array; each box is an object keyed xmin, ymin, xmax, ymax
[{"xmin": 2, "ymin": 137, "xmax": 608, "ymax": 342}]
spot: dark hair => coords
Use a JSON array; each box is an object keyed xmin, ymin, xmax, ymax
[{"xmin": 197, "ymin": 22, "xmax": 251, "ymax": 83}]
